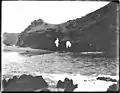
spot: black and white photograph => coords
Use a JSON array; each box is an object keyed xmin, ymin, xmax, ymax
[{"xmin": 1, "ymin": 0, "xmax": 119, "ymax": 92}]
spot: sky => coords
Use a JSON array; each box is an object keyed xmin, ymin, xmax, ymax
[{"xmin": 2, "ymin": 1, "xmax": 109, "ymax": 33}]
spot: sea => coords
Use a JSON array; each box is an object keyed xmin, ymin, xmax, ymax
[{"xmin": 2, "ymin": 46, "xmax": 119, "ymax": 91}]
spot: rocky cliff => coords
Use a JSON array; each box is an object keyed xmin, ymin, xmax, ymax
[
  {"xmin": 3, "ymin": 32, "xmax": 19, "ymax": 46},
  {"xmin": 16, "ymin": 2, "xmax": 118, "ymax": 58}
]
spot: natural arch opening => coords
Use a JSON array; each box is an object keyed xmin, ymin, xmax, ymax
[
  {"xmin": 66, "ymin": 41, "xmax": 72, "ymax": 48},
  {"xmin": 54, "ymin": 38, "xmax": 72, "ymax": 51},
  {"xmin": 54, "ymin": 38, "xmax": 59, "ymax": 48}
]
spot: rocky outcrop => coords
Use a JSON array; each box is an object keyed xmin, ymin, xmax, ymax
[
  {"xmin": 107, "ymin": 81, "xmax": 119, "ymax": 91},
  {"xmin": 16, "ymin": 19, "xmax": 62, "ymax": 51},
  {"xmin": 16, "ymin": 2, "xmax": 118, "ymax": 58},
  {"xmin": 56, "ymin": 78, "xmax": 78, "ymax": 92},
  {"xmin": 2, "ymin": 74, "xmax": 48, "ymax": 91},
  {"xmin": 3, "ymin": 32, "xmax": 19, "ymax": 46},
  {"xmin": 96, "ymin": 77, "xmax": 117, "ymax": 82}
]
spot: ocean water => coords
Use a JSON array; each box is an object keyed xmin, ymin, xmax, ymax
[
  {"xmin": 2, "ymin": 51, "xmax": 118, "ymax": 75},
  {"xmin": 2, "ymin": 49, "xmax": 119, "ymax": 91}
]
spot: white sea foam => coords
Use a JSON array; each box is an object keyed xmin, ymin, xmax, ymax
[{"xmin": 31, "ymin": 73, "xmax": 119, "ymax": 91}]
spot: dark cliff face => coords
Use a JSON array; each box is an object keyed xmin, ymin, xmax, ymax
[{"xmin": 16, "ymin": 2, "xmax": 118, "ymax": 58}]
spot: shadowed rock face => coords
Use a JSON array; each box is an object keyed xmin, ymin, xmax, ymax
[
  {"xmin": 2, "ymin": 74, "xmax": 48, "ymax": 91},
  {"xmin": 16, "ymin": 2, "xmax": 118, "ymax": 58}
]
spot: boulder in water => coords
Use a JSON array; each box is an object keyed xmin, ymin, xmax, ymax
[
  {"xmin": 3, "ymin": 74, "xmax": 48, "ymax": 91},
  {"xmin": 107, "ymin": 81, "xmax": 119, "ymax": 91},
  {"xmin": 56, "ymin": 78, "xmax": 78, "ymax": 92},
  {"xmin": 96, "ymin": 77, "xmax": 117, "ymax": 82}
]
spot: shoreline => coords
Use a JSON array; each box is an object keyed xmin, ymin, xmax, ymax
[{"xmin": 2, "ymin": 73, "xmax": 119, "ymax": 92}]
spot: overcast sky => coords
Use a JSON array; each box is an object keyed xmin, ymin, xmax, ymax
[{"xmin": 2, "ymin": 1, "xmax": 109, "ymax": 33}]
